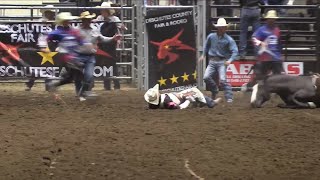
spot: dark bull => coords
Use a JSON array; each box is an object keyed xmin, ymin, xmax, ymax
[{"xmin": 250, "ymin": 74, "xmax": 320, "ymax": 109}]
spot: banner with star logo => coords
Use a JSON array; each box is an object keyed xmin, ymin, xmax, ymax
[
  {"xmin": 0, "ymin": 21, "xmax": 115, "ymax": 78},
  {"xmin": 145, "ymin": 8, "xmax": 197, "ymax": 91}
]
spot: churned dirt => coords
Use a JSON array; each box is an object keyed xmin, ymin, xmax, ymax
[{"xmin": 0, "ymin": 83, "xmax": 320, "ymax": 180}]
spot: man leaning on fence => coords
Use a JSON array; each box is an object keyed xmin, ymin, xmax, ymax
[
  {"xmin": 199, "ymin": 18, "xmax": 238, "ymax": 103},
  {"xmin": 76, "ymin": 11, "xmax": 122, "ymax": 97},
  {"xmin": 96, "ymin": 1, "xmax": 127, "ymax": 91}
]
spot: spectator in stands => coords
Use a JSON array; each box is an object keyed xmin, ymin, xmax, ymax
[
  {"xmin": 96, "ymin": 1, "xmax": 126, "ymax": 91},
  {"xmin": 39, "ymin": 5, "xmax": 56, "ymax": 22},
  {"xmin": 25, "ymin": 5, "xmax": 57, "ymax": 91},
  {"xmin": 239, "ymin": 0, "xmax": 266, "ymax": 58},
  {"xmin": 199, "ymin": 18, "xmax": 238, "ymax": 103}
]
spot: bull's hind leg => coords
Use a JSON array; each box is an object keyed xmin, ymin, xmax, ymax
[
  {"xmin": 277, "ymin": 94, "xmax": 297, "ymax": 108},
  {"xmin": 291, "ymin": 89, "xmax": 316, "ymax": 109}
]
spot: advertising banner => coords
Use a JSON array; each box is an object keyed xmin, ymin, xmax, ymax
[
  {"xmin": 146, "ymin": 8, "xmax": 197, "ymax": 91},
  {"xmin": 0, "ymin": 21, "xmax": 115, "ymax": 78},
  {"xmin": 226, "ymin": 61, "xmax": 304, "ymax": 86}
]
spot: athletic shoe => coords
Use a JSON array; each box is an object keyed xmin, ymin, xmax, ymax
[
  {"xmin": 226, "ymin": 99, "xmax": 233, "ymax": 103},
  {"xmin": 83, "ymin": 91, "xmax": 98, "ymax": 97}
]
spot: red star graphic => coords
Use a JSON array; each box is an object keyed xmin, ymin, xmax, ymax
[
  {"xmin": 150, "ymin": 29, "xmax": 195, "ymax": 64},
  {"xmin": 0, "ymin": 41, "xmax": 22, "ymax": 65}
]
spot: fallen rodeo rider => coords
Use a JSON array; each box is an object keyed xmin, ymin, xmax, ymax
[
  {"xmin": 144, "ymin": 84, "xmax": 222, "ymax": 109},
  {"xmin": 250, "ymin": 74, "xmax": 320, "ymax": 109}
]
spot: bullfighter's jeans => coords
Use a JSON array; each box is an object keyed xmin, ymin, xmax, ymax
[
  {"xmin": 53, "ymin": 67, "xmax": 82, "ymax": 91},
  {"xmin": 255, "ymin": 61, "xmax": 283, "ymax": 80},
  {"xmin": 52, "ymin": 54, "xmax": 95, "ymax": 96},
  {"xmin": 243, "ymin": 61, "xmax": 284, "ymax": 90},
  {"xmin": 203, "ymin": 59, "xmax": 233, "ymax": 100},
  {"xmin": 75, "ymin": 54, "xmax": 96, "ymax": 96}
]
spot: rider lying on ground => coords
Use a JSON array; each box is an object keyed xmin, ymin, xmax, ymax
[{"xmin": 144, "ymin": 84, "xmax": 222, "ymax": 109}]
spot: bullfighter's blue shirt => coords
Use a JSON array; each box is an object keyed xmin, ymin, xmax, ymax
[
  {"xmin": 47, "ymin": 26, "xmax": 84, "ymax": 54},
  {"xmin": 252, "ymin": 25, "xmax": 282, "ymax": 61}
]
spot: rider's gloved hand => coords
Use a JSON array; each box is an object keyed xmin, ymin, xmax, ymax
[{"xmin": 185, "ymin": 96, "xmax": 196, "ymax": 102}]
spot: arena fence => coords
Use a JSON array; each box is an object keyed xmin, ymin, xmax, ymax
[
  {"xmin": 0, "ymin": 3, "xmax": 319, "ymax": 90},
  {"xmin": 0, "ymin": 5, "xmax": 136, "ymax": 87}
]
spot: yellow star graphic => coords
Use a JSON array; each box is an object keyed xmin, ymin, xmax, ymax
[
  {"xmin": 192, "ymin": 70, "xmax": 197, "ymax": 79},
  {"xmin": 181, "ymin": 72, "xmax": 189, "ymax": 82},
  {"xmin": 37, "ymin": 48, "xmax": 58, "ymax": 65},
  {"xmin": 164, "ymin": 45, "xmax": 170, "ymax": 49},
  {"xmin": 170, "ymin": 74, "xmax": 179, "ymax": 84},
  {"xmin": 158, "ymin": 76, "xmax": 167, "ymax": 86}
]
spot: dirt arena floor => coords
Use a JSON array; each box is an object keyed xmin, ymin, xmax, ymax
[{"xmin": 0, "ymin": 83, "xmax": 320, "ymax": 180}]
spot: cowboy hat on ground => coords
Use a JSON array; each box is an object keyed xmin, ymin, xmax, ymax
[
  {"xmin": 214, "ymin": 18, "xmax": 229, "ymax": 27},
  {"xmin": 80, "ymin": 11, "xmax": 96, "ymax": 19},
  {"xmin": 55, "ymin": 12, "xmax": 79, "ymax": 25},
  {"xmin": 144, "ymin": 84, "xmax": 160, "ymax": 105}
]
